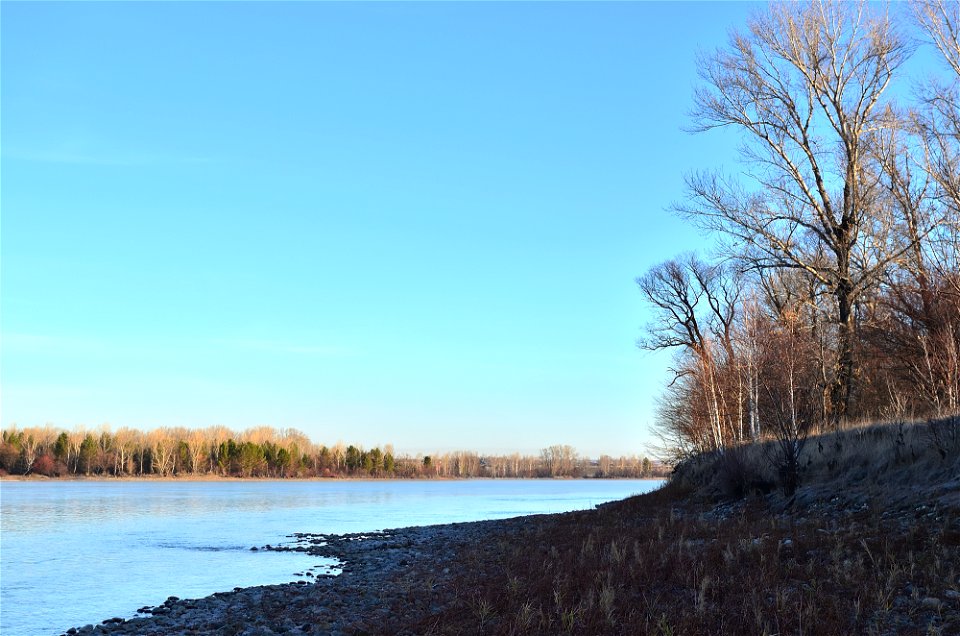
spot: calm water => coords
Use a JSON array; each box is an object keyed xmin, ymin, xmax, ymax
[{"xmin": 0, "ymin": 478, "xmax": 661, "ymax": 635}]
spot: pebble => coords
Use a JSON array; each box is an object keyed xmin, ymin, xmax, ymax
[{"xmin": 921, "ymin": 597, "xmax": 942, "ymax": 609}]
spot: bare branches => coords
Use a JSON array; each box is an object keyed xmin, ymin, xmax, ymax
[
  {"xmin": 638, "ymin": 256, "xmax": 747, "ymax": 451},
  {"xmin": 637, "ymin": 255, "xmax": 740, "ymax": 359},
  {"xmin": 679, "ymin": 1, "xmax": 916, "ymax": 423},
  {"xmin": 913, "ymin": 0, "xmax": 960, "ymax": 218},
  {"xmin": 685, "ymin": 1, "xmax": 909, "ymax": 276},
  {"xmin": 914, "ymin": 0, "xmax": 960, "ymax": 77},
  {"xmin": 638, "ymin": 0, "xmax": 960, "ymax": 481}
]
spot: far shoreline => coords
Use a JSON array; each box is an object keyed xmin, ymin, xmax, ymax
[{"xmin": 0, "ymin": 473, "xmax": 666, "ymax": 483}]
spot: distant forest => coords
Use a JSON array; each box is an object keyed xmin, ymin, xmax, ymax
[{"xmin": 0, "ymin": 425, "xmax": 665, "ymax": 479}]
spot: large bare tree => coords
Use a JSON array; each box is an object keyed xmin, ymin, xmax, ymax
[{"xmin": 677, "ymin": 1, "xmax": 913, "ymax": 424}]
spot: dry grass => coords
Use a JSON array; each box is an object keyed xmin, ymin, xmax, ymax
[
  {"xmin": 673, "ymin": 416, "xmax": 960, "ymax": 506},
  {"xmin": 408, "ymin": 418, "xmax": 960, "ymax": 635}
]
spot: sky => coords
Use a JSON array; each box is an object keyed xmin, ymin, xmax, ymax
[{"xmin": 0, "ymin": 1, "xmax": 764, "ymax": 458}]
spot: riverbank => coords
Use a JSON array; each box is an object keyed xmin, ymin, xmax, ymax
[
  {"xmin": 61, "ymin": 486, "xmax": 959, "ymax": 635},
  {"xmin": 62, "ymin": 421, "xmax": 959, "ymax": 636},
  {"xmin": 61, "ymin": 519, "xmax": 506, "ymax": 636}
]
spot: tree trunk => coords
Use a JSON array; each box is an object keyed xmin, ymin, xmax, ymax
[{"xmin": 832, "ymin": 283, "xmax": 857, "ymax": 426}]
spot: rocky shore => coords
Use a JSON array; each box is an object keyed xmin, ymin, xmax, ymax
[{"xmin": 59, "ymin": 516, "xmax": 531, "ymax": 636}]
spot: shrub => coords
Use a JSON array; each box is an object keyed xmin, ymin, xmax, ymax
[{"xmin": 31, "ymin": 454, "xmax": 58, "ymax": 477}]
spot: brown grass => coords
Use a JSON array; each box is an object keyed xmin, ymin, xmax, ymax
[
  {"xmin": 409, "ymin": 418, "xmax": 960, "ymax": 635},
  {"xmin": 673, "ymin": 416, "xmax": 960, "ymax": 506}
]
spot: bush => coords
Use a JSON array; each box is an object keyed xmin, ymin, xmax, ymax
[{"xmin": 31, "ymin": 454, "xmax": 58, "ymax": 477}]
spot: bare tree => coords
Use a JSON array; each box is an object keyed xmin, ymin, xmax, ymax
[
  {"xmin": 149, "ymin": 429, "xmax": 176, "ymax": 476},
  {"xmin": 757, "ymin": 309, "xmax": 823, "ymax": 494},
  {"xmin": 679, "ymin": 0, "xmax": 915, "ymax": 425},
  {"xmin": 915, "ymin": 0, "xmax": 960, "ymax": 75},
  {"xmin": 186, "ymin": 429, "xmax": 210, "ymax": 474},
  {"xmin": 846, "ymin": 2, "xmax": 960, "ymax": 421},
  {"xmin": 913, "ymin": 0, "xmax": 960, "ymax": 250},
  {"xmin": 112, "ymin": 427, "xmax": 137, "ymax": 475},
  {"xmin": 639, "ymin": 255, "xmax": 742, "ymax": 450},
  {"xmin": 540, "ymin": 445, "xmax": 578, "ymax": 477}
]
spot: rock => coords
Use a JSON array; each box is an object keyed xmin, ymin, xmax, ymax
[
  {"xmin": 921, "ymin": 597, "xmax": 942, "ymax": 609},
  {"xmin": 945, "ymin": 590, "xmax": 959, "ymax": 601}
]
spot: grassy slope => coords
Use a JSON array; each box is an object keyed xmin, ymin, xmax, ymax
[{"xmin": 413, "ymin": 419, "xmax": 959, "ymax": 635}]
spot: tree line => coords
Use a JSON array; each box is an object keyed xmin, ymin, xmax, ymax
[
  {"xmin": 639, "ymin": 0, "xmax": 960, "ymax": 492},
  {"xmin": 0, "ymin": 425, "xmax": 665, "ymax": 480}
]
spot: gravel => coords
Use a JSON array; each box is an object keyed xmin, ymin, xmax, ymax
[{"xmin": 58, "ymin": 517, "xmax": 527, "ymax": 636}]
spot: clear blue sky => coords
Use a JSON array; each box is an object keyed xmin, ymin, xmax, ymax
[{"xmin": 2, "ymin": 2, "xmax": 759, "ymax": 458}]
